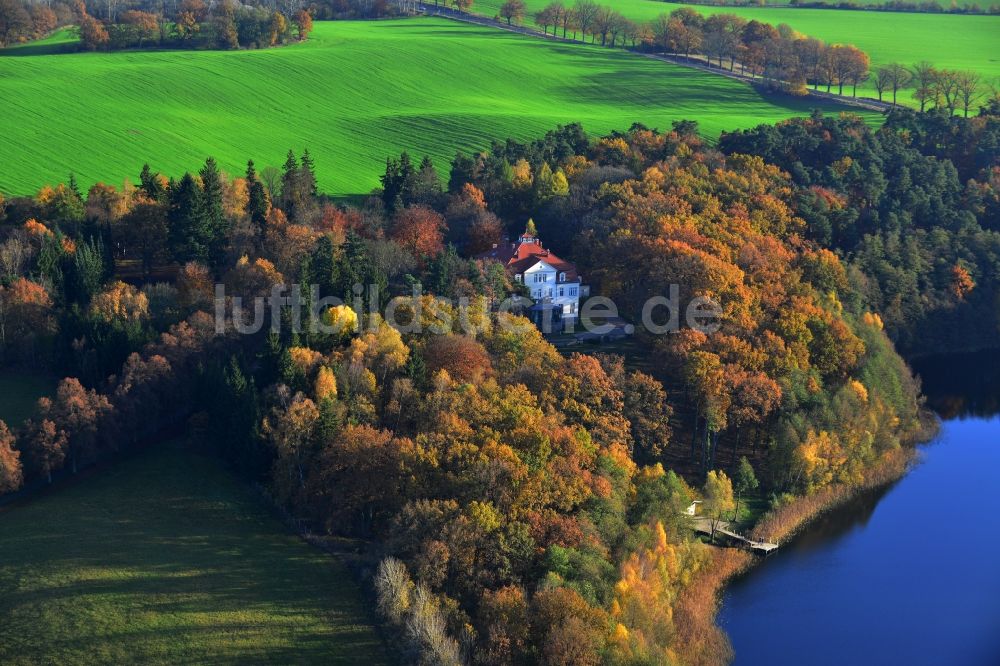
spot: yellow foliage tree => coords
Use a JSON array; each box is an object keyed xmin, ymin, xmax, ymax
[
  {"xmin": 90, "ymin": 281, "xmax": 150, "ymax": 324},
  {"xmin": 702, "ymin": 470, "xmax": 735, "ymax": 541},
  {"xmin": 314, "ymin": 365, "xmax": 338, "ymax": 402},
  {"xmin": 511, "ymin": 158, "xmax": 533, "ymax": 191},
  {"xmin": 610, "ymin": 521, "xmax": 684, "ymax": 662},
  {"xmin": 289, "ymin": 346, "xmax": 322, "ymax": 377},
  {"xmin": 322, "ymin": 304, "xmax": 359, "ymax": 339}
]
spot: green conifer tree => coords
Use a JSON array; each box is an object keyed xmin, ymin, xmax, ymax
[
  {"xmin": 199, "ymin": 157, "xmax": 229, "ymax": 270},
  {"xmin": 245, "ymin": 160, "xmax": 270, "ymax": 242},
  {"xmin": 168, "ymin": 173, "xmax": 208, "ymax": 263},
  {"xmin": 139, "ymin": 164, "xmax": 165, "ymax": 202},
  {"xmin": 281, "ymin": 149, "xmax": 300, "ymax": 219},
  {"xmin": 300, "ymin": 149, "xmax": 317, "ymax": 197}
]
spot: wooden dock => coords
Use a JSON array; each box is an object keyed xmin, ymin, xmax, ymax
[{"xmin": 692, "ymin": 517, "xmax": 779, "ymax": 554}]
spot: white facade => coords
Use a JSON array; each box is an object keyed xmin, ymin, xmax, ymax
[{"xmin": 516, "ymin": 260, "xmax": 583, "ymax": 318}]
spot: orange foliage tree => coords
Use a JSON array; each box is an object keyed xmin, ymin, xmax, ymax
[
  {"xmin": 0, "ymin": 421, "xmax": 23, "ymax": 494},
  {"xmin": 390, "ymin": 205, "xmax": 446, "ymax": 264}
]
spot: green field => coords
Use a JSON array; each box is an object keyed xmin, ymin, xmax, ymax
[
  {"xmin": 0, "ymin": 18, "xmax": 874, "ymax": 197},
  {"xmin": 478, "ymin": 0, "xmax": 997, "ymax": 17},
  {"xmin": 0, "ymin": 373, "xmax": 55, "ymax": 427},
  {"xmin": 475, "ymin": 0, "xmax": 1000, "ymax": 104},
  {"xmin": 1, "ymin": 26, "xmax": 80, "ymax": 55},
  {"xmin": 0, "ymin": 440, "xmax": 389, "ymax": 665}
]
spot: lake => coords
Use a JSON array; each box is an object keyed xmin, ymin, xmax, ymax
[{"xmin": 717, "ymin": 350, "xmax": 1000, "ymax": 666}]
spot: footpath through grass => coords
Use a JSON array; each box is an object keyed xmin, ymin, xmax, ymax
[
  {"xmin": 0, "ymin": 440, "xmax": 389, "ymax": 665},
  {"xmin": 0, "ymin": 18, "xmax": 872, "ymax": 197}
]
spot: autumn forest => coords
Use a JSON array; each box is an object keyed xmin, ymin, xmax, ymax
[{"xmin": 1, "ymin": 0, "xmax": 999, "ymax": 663}]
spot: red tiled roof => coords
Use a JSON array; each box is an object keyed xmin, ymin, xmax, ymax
[{"xmin": 476, "ymin": 235, "xmax": 580, "ymax": 282}]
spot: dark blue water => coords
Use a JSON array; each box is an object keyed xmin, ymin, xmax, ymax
[{"xmin": 718, "ymin": 352, "xmax": 1000, "ymax": 666}]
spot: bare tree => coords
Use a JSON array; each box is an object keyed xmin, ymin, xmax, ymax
[
  {"xmin": 534, "ymin": 3, "xmax": 557, "ymax": 34},
  {"xmin": 884, "ymin": 63, "xmax": 912, "ymax": 106},
  {"xmin": 374, "ymin": 557, "xmax": 413, "ymax": 624},
  {"xmin": 559, "ymin": 4, "xmax": 575, "ymax": 39},
  {"xmin": 651, "ymin": 12, "xmax": 670, "ymax": 50},
  {"xmin": 592, "ymin": 5, "xmax": 613, "ymax": 45},
  {"xmin": 955, "ymin": 70, "xmax": 982, "ymax": 118},
  {"xmin": 0, "ymin": 234, "xmax": 33, "ymax": 282},
  {"xmin": 933, "ymin": 69, "xmax": 961, "ymax": 114},
  {"xmin": 622, "ymin": 17, "xmax": 640, "ymax": 48},
  {"xmin": 721, "ymin": 14, "xmax": 747, "ymax": 71},
  {"xmin": 702, "ymin": 26, "xmax": 728, "ymax": 68},
  {"xmin": 572, "ymin": 0, "xmax": 598, "ymax": 43},
  {"xmin": 607, "ymin": 10, "xmax": 626, "ymax": 47},
  {"xmin": 874, "ymin": 66, "xmax": 892, "ymax": 102},
  {"xmin": 405, "ymin": 585, "xmax": 463, "ymax": 666},
  {"xmin": 912, "ymin": 61, "xmax": 938, "ymax": 112}
]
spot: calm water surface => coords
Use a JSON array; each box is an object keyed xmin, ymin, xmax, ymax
[{"xmin": 718, "ymin": 351, "xmax": 1000, "ymax": 666}]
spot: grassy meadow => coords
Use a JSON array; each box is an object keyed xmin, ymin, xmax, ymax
[
  {"xmin": 475, "ymin": 0, "xmax": 1000, "ymax": 103},
  {"xmin": 1, "ymin": 26, "xmax": 80, "ymax": 55},
  {"xmin": 0, "ymin": 440, "xmax": 389, "ymax": 665},
  {"xmin": 0, "ymin": 373, "xmax": 56, "ymax": 427},
  {"xmin": 0, "ymin": 18, "xmax": 873, "ymax": 197}
]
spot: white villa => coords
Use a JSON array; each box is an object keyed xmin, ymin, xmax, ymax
[{"xmin": 477, "ymin": 224, "xmax": 589, "ymax": 326}]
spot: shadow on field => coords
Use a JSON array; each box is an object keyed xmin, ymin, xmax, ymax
[
  {"xmin": 0, "ymin": 441, "xmax": 389, "ymax": 664},
  {"xmin": 0, "ymin": 41, "xmax": 79, "ymax": 57},
  {"xmin": 561, "ymin": 66, "xmax": 849, "ymax": 117}
]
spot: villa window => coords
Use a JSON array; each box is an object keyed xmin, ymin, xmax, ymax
[
  {"xmin": 569, "ymin": 287, "xmax": 577, "ymax": 297},
  {"xmin": 515, "ymin": 274, "xmax": 522, "ymax": 283},
  {"xmin": 559, "ymin": 272, "xmax": 566, "ymax": 282},
  {"xmin": 558, "ymin": 287, "xmax": 564, "ymax": 297}
]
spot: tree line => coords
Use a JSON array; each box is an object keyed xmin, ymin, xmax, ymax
[
  {"xmin": 1, "ymin": 0, "xmax": 420, "ymax": 50},
  {"xmin": 779, "ymin": 0, "xmax": 999, "ymax": 15},
  {"xmin": 0, "ymin": 0, "xmax": 314, "ymax": 51},
  {"xmin": 668, "ymin": 0, "xmax": 1000, "ymax": 14},
  {"xmin": 384, "ymin": 0, "xmax": 992, "ymax": 112},
  {"xmin": 530, "ymin": 0, "xmax": 645, "ymax": 46},
  {"xmin": 873, "ymin": 62, "xmax": 993, "ymax": 116},
  {"xmin": 650, "ymin": 7, "xmax": 874, "ymax": 95},
  {"xmin": 476, "ymin": 0, "xmax": 996, "ymax": 109},
  {"xmin": 77, "ymin": 0, "xmax": 313, "ymax": 51},
  {"xmin": 0, "ymin": 0, "xmax": 70, "ymax": 46},
  {"xmin": 506, "ymin": 1, "xmax": 878, "ymax": 96}
]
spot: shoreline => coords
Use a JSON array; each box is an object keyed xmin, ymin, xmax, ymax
[{"xmin": 683, "ymin": 413, "xmax": 938, "ymax": 665}]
